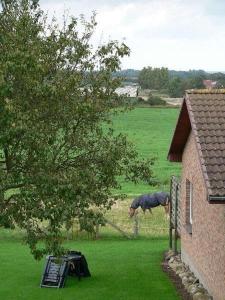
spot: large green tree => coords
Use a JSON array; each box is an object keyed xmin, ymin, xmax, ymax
[
  {"xmin": 168, "ymin": 77, "xmax": 186, "ymax": 97},
  {"xmin": 0, "ymin": 0, "xmax": 154, "ymax": 259},
  {"xmin": 138, "ymin": 66, "xmax": 169, "ymax": 90}
]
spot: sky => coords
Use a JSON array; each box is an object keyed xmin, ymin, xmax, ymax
[{"xmin": 39, "ymin": 0, "xmax": 225, "ymax": 71}]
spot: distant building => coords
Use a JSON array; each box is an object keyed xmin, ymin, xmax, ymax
[
  {"xmin": 115, "ymin": 85, "xmax": 138, "ymax": 97},
  {"xmin": 203, "ymin": 79, "xmax": 217, "ymax": 89}
]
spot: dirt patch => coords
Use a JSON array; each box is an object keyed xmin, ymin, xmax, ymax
[{"xmin": 162, "ymin": 255, "xmax": 192, "ymax": 300}]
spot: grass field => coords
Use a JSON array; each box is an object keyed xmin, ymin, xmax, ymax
[
  {"xmin": 0, "ymin": 107, "xmax": 182, "ymax": 299},
  {"xmin": 0, "ymin": 238, "xmax": 180, "ymax": 300},
  {"xmin": 103, "ymin": 200, "xmax": 170, "ymax": 238},
  {"xmin": 112, "ymin": 107, "xmax": 180, "ymax": 195}
]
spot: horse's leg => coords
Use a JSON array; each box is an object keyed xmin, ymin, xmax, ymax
[
  {"xmin": 163, "ymin": 202, "xmax": 170, "ymax": 220},
  {"xmin": 148, "ymin": 208, "xmax": 153, "ymax": 214}
]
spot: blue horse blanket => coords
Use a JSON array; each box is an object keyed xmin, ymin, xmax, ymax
[{"xmin": 131, "ymin": 192, "xmax": 169, "ymax": 209}]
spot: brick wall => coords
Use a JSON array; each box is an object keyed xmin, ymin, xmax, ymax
[{"xmin": 181, "ymin": 131, "xmax": 225, "ymax": 300}]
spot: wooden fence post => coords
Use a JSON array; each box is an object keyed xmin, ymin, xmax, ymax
[
  {"xmin": 174, "ymin": 184, "xmax": 178, "ymax": 254},
  {"xmin": 169, "ymin": 176, "xmax": 173, "ymax": 250},
  {"xmin": 133, "ymin": 214, "xmax": 139, "ymax": 237},
  {"xmin": 95, "ymin": 224, "xmax": 100, "ymax": 239}
]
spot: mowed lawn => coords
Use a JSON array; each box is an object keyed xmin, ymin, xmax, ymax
[
  {"xmin": 0, "ymin": 238, "xmax": 180, "ymax": 300},
  {"xmin": 112, "ymin": 107, "xmax": 181, "ymax": 195}
]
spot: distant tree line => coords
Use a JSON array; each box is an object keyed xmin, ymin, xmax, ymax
[
  {"xmin": 169, "ymin": 69, "xmax": 207, "ymax": 79},
  {"xmin": 137, "ymin": 67, "xmax": 225, "ymax": 97},
  {"xmin": 113, "ymin": 69, "xmax": 139, "ymax": 79},
  {"xmin": 168, "ymin": 75, "xmax": 206, "ymax": 97},
  {"xmin": 168, "ymin": 72, "xmax": 225, "ymax": 97},
  {"xmin": 114, "ymin": 68, "xmax": 225, "ymax": 97}
]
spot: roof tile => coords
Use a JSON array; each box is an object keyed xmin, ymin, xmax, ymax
[{"xmin": 187, "ymin": 91, "xmax": 225, "ymax": 196}]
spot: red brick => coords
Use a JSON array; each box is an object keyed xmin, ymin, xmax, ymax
[{"xmin": 181, "ymin": 132, "xmax": 225, "ymax": 300}]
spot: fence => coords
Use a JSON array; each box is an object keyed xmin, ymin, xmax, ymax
[
  {"xmin": 66, "ymin": 199, "xmax": 169, "ymax": 240},
  {"xmin": 169, "ymin": 176, "xmax": 181, "ymax": 254},
  {"xmin": 102, "ymin": 209, "xmax": 169, "ymax": 238}
]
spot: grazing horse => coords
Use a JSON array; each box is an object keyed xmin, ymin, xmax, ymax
[{"xmin": 129, "ymin": 192, "xmax": 170, "ymax": 218}]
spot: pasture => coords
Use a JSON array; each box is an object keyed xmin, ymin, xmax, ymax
[{"xmin": 112, "ymin": 107, "xmax": 180, "ymax": 195}]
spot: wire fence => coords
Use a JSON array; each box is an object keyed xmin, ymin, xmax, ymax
[{"xmin": 66, "ymin": 199, "xmax": 170, "ymax": 240}]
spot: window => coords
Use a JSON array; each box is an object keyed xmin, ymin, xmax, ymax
[
  {"xmin": 186, "ymin": 179, "xmax": 193, "ymax": 234},
  {"xmin": 189, "ymin": 182, "xmax": 193, "ymax": 225}
]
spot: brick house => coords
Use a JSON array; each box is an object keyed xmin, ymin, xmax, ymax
[{"xmin": 168, "ymin": 90, "xmax": 225, "ymax": 300}]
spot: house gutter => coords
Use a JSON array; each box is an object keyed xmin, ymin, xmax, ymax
[{"xmin": 208, "ymin": 195, "xmax": 225, "ymax": 203}]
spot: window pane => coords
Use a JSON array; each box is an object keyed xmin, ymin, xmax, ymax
[
  {"xmin": 186, "ymin": 179, "xmax": 193, "ymax": 226},
  {"xmin": 190, "ymin": 183, "xmax": 193, "ymax": 224}
]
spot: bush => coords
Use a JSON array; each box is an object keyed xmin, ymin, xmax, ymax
[
  {"xmin": 147, "ymin": 94, "xmax": 166, "ymax": 106},
  {"xmin": 137, "ymin": 97, "xmax": 146, "ymax": 104}
]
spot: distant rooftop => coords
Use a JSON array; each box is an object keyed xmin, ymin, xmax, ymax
[
  {"xmin": 115, "ymin": 85, "xmax": 138, "ymax": 97},
  {"xmin": 186, "ymin": 89, "xmax": 225, "ymax": 94}
]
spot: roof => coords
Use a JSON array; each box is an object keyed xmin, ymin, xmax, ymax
[
  {"xmin": 115, "ymin": 85, "xmax": 138, "ymax": 97},
  {"xmin": 203, "ymin": 80, "xmax": 217, "ymax": 89},
  {"xmin": 168, "ymin": 89, "xmax": 225, "ymax": 203}
]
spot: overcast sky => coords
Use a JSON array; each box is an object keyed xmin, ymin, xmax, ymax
[{"xmin": 39, "ymin": 0, "xmax": 225, "ymax": 71}]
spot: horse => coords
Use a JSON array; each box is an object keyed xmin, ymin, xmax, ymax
[{"xmin": 129, "ymin": 192, "xmax": 170, "ymax": 218}]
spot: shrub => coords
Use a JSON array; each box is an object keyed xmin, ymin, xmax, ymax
[
  {"xmin": 137, "ymin": 97, "xmax": 146, "ymax": 104},
  {"xmin": 147, "ymin": 95, "xmax": 166, "ymax": 106}
]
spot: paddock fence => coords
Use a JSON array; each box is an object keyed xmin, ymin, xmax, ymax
[
  {"xmin": 169, "ymin": 175, "xmax": 181, "ymax": 253},
  {"xmin": 66, "ymin": 199, "xmax": 170, "ymax": 240}
]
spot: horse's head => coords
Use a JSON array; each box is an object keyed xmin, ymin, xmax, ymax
[
  {"xmin": 129, "ymin": 207, "xmax": 136, "ymax": 218},
  {"xmin": 129, "ymin": 198, "xmax": 140, "ymax": 218}
]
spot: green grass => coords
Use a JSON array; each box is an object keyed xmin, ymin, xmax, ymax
[
  {"xmin": 0, "ymin": 238, "xmax": 180, "ymax": 300},
  {"xmin": 0, "ymin": 107, "xmax": 182, "ymax": 299},
  {"xmin": 103, "ymin": 200, "xmax": 170, "ymax": 238},
  {"xmin": 112, "ymin": 107, "xmax": 180, "ymax": 195}
]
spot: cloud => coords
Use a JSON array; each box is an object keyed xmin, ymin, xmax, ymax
[{"xmin": 39, "ymin": 0, "xmax": 225, "ymax": 71}]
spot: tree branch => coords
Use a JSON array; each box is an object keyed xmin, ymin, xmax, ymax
[
  {"xmin": 52, "ymin": 118, "xmax": 82, "ymax": 164},
  {"xmin": 3, "ymin": 194, "xmax": 16, "ymax": 207},
  {"xmin": 4, "ymin": 148, "xmax": 11, "ymax": 172},
  {"xmin": 1, "ymin": 183, "xmax": 26, "ymax": 193}
]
